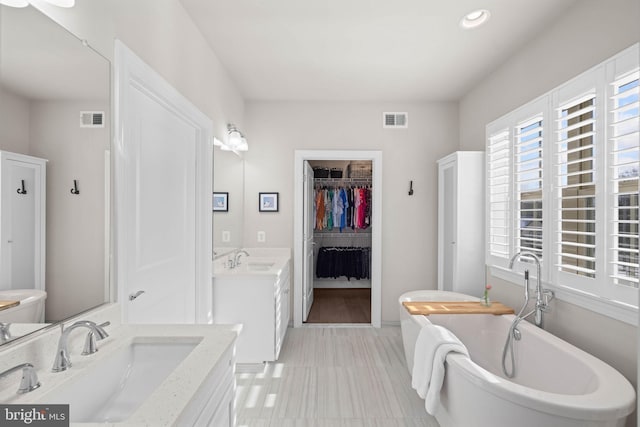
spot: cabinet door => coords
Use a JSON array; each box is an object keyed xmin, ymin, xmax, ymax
[
  {"xmin": 0, "ymin": 157, "xmax": 44, "ymax": 291},
  {"xmin": 438, "ymin": 160, "xmax": 457, "ymax": 292}
]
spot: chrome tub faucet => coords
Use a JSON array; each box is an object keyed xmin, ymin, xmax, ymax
[{"xmin": 508, "ymin": 251, "xmax": 554, "ymax": 327}]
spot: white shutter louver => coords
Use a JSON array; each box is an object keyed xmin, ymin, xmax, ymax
[
  {"xmin": 610, "ymin": 73, "xmax": 639, "ymax": 288},
  {"xmin": 556, "ymin": 94, "xmax": 597, "ymax": 278},
  {"xmin": 515, "ymin": 117, "xmax": 544, "ymax": 259},
  {"xmin": 488, "ymin": 129, "xmax": 511, "ymax": 258}
]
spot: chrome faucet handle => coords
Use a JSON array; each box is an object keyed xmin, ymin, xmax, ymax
[
  {"xmin": 540, "ymin": 289, "xmax": 555, "ymax": 312},
  {"xmin": 0, "ymin": 322, "xmax": 12, "ymax": 343},
  {"xmin": 82, "ymin": 321, "xmax": 111, "ymax": 355},
  {"xmin": 0, "ymin": 363, "xmax": 41, "ymax": 394}
]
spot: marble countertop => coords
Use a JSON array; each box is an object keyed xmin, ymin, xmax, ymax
[
  {"xmin": 1, "ymin": 317, "xmax": 239, "ymax": 426},
  {"xmin": 213, "ymin": 247, "xmax": 291, "ymax": 278}
]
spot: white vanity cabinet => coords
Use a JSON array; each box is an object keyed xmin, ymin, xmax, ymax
[
  {"xmin": 212, "ymin": 257, "xmax": 291, "ymax": 364},
  {"xmin": 0, "ymin": 151, "xmax": 46, "ymax": 292},
  {"xmin": 437, "ymin": 151, "xmax": 485, "ymax": 296},
  {"xmin": 180, "ymin": 343, "xmax": 237, "ymax": 426}
]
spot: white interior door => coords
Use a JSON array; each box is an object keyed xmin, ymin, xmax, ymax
[
  {"xmin": 302, "ymin": 161, "xmax": 315, "ymax": 321},
  {"xmin": 123, "ymin": 87, "xmax": 196, "ymax": 324},
  {"xmin": 116, "ymin": 41, "xmax": 213, "ymax": 325}
]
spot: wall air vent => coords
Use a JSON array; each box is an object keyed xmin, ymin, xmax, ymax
[
  {"xmin": 80, "ymin": 111, "xmax": 105, "ymax": 128},
  {"xmin": 383, "ymin": 112, "xmax": 408, "ymax": 128}
]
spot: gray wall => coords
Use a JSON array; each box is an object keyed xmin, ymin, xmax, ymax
[
  {"xmin": 29, "ymin": 100, "xmax": 109, "ymax": 321},
  {"xmin": 459, "ymin": 1, "xmax": 639, "ymax": 425},
  {"xmin": 0, "ymin": 86, "xmax": 30, "ymax": 153},
  {"xmin": 243, "ymin": 100, "xmax": 458, "ymax": 322}
]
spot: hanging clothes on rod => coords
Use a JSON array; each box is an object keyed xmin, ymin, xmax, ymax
[
  {"xmin": 314, "ymin": 184, "xmax": 371, "ymax": 232},
  {"xmin": 316, "ymin": 247, "xmax": 371, "ymax": 280}
]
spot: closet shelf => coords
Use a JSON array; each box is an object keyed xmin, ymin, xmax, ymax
[
  {"xmin": 314, "ymin": 230, "xmax": 372, "ymax": 236},
  {"xmin": 314, "ymin": 177, "xmax": 371, "ymax": 184}
]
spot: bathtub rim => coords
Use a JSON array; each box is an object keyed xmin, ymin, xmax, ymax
[
  {"xmin": 400, "ymin": 291, "xmax": 636, "ymax": 422},
  {"xmin": 0, "ymin": 289, "xmax": 47, "ymax": 306}
]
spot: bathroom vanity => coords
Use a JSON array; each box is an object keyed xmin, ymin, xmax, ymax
[
  {"xmin": 212, "ymin": 248, "xmax": 291, "ymax": 364},
  {"xmin": 0, "ymin": 304, "xmax": 240, "ymax": 426}
]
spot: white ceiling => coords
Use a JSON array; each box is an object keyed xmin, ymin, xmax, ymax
[{"xmin": 181, "ymin": 0, "xmax": 579, "ymax": 102}]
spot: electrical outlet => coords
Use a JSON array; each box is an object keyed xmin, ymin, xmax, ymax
[
  {"xmin": 222, "ymin": 231, "xmax": 231, "ymax": 242},
  {"xmin": 257, "ymin": 231, "xmax": 266, "ymax": 243}
]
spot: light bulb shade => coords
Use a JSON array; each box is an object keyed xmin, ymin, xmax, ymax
[
  {"xmin": 0, "ymin": 0, "xmax": 29, "ymax": 7},
  {"xmin": 227, "ymin": 129, "xmax": 243, "ymax": 148}
]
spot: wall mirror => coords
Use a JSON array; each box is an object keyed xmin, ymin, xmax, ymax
[
  {"xmin": 213, "ymin": 147, "xmax": 244, "ymax": 254},
  {"xmin": 0, "ymin": 5, "xmax": 111, "ymax": 345}
]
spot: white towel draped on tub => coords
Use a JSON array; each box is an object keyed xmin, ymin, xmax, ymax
[{"xmin": 411, "ymin": 324, "xmax": 470, "ymax": 415}]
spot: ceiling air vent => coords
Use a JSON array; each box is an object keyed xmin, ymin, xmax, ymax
[
  {"xmin": 383, "ymin": 112, "xmax": 408, "ymax": 129},
  {"xmin": 80, "ymin": 111, "xmax": 105, "ymax": 128}
]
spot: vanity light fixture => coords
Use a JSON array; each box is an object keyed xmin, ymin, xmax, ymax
[
  {"xmin": 224, "ymin": 123, "xmax": 248, "ymax": 152},
  {"xmin": 459, "ymin": 9, "xmax": 490, "ymax": 29},
  {"xmin": 0, "ymin": 0, "xmax": 75, "ymax": 7}
]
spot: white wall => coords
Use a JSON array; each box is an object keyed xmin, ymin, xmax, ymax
[
  {"xmin": 459, "ymin": 0, "xmax": 640, "ymax": 150},
  {"xmin": 32, "ymin": 0, "xmax": 245, "ymax": 141},
  {"xmin": 243, "ymin": 101, "xmax": 458, "ymax": 322},
  {"xmin": 459, "ymin": 1, "xmax": 639, "ymax": 425}
]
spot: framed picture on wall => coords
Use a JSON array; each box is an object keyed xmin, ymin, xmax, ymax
[
  {"xmin": 259, "ymin": 192, "xmax": 279, "ymax": 212},
  {"xmin": 213, "ymin": 192, "xmax": 229, "ymax": 212}
]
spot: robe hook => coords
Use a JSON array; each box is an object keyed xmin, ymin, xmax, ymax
[
  {"xmin": 70, "ymin": 180, "xmax": 80, "ymax": 195},
  {"xmin": 16, "ymin": 180, "xmax": 27, "ymax": 195}
]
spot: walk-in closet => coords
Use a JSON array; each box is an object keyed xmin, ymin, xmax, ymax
[{"xmin": 305, "ymin": 159, "xmax": 373, "ymax": 323}]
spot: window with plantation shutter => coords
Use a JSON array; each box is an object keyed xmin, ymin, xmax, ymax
[
  {"xmin": 556, "ymin": 95, "xmax": 597, "ymax": 279},
  {"xmin": 515, "ymin": 117, "xmax": 543, "ymax": 259},
  {"xmin": 485, "ymin": 44, "xmax": 639, "ymax": 321},
  {"xmin": 610, "ymin": 73, "xmax": 639, "ymax": 289},
  {"xmin": 488, "ymin": 129, "xmax": 511, "ymax": 260}
]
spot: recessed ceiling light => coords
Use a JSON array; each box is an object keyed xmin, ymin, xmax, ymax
[{"xmin": 460, "ymin": 9, "xmax": 491, "ymax": 29}]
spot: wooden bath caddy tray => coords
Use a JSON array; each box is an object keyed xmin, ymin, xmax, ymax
[
  {"xmin": 0, "ymin": 300, "xmax": 20, "ymax": 312},
  {"xmin": 403, "ymin": 301, "xmax": 514, "ymax": 316}
]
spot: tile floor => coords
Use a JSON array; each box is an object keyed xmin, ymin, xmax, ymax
[{"xmin": 235, "ymin": 326, "xmax": 439, "ymax": 426}]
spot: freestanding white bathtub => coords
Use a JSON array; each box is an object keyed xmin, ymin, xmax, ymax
[
  {"xmin": 0, "ymin": 289, "xmax": 47, "ymax": 323},
  {"xmin": 399, "ymin": 290, "xmax": 636, "ymax": 427}
]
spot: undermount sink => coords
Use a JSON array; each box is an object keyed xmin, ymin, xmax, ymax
[
  {"xmin": 246, "ymin": 261, "xmax": 275, "ymax": 271},
  {"xmin": 46, "ymin": 337, "xmax": 201, "ymax": 423}
]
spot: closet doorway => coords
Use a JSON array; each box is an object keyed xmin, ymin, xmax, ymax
[{"xmin": 293, "ymin": 150, "xmax": 382, "ymax": 328}]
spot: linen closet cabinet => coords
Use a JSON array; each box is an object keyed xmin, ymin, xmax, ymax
[
  {"xmin": 0, "ymin": 151, "xmax": 47, "ymax": 292},
  {"xmin": 437, "ymin": 151, "xmax": 485, "ymax": 297}
]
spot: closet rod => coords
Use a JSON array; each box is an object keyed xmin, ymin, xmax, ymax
[
  {"xmin": 315, "ymin": 233, "xmax": 372, "ymax": 237},
  {"xmin": 314, "ymin": 177, "xmax": 371, "ymax": 182}
]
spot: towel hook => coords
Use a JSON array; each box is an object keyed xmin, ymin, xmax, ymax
[
  {"xmin": 408, "ymin": 180, "xmax": 414, "ymax": 196},
  {"xmin": 70, "ymin": 180, "xmax": 80, "ymax": 195},
  {"xmin": 16, "ymin": 180, "xmax": 27, "ymax": 195}
]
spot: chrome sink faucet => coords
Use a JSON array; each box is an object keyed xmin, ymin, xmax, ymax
[
  {"xmin": 0, "ymin": 363, "xmax": 40, "ymax": 394},
  {"xmin": 228, "ymin": 250, "xmax": 250, "ymax": 269},
  {"xmin": 508, "ymin": 251, "xmax": 554, "ymax": 328},
  {"xmin": 52, "ymin": 320, "xmax": 109, "ymax": 372}
]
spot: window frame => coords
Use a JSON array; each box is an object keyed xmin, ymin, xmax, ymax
[{"xmin": 486, "ymin": 44, "xmax": 639, "ymax": 325}]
